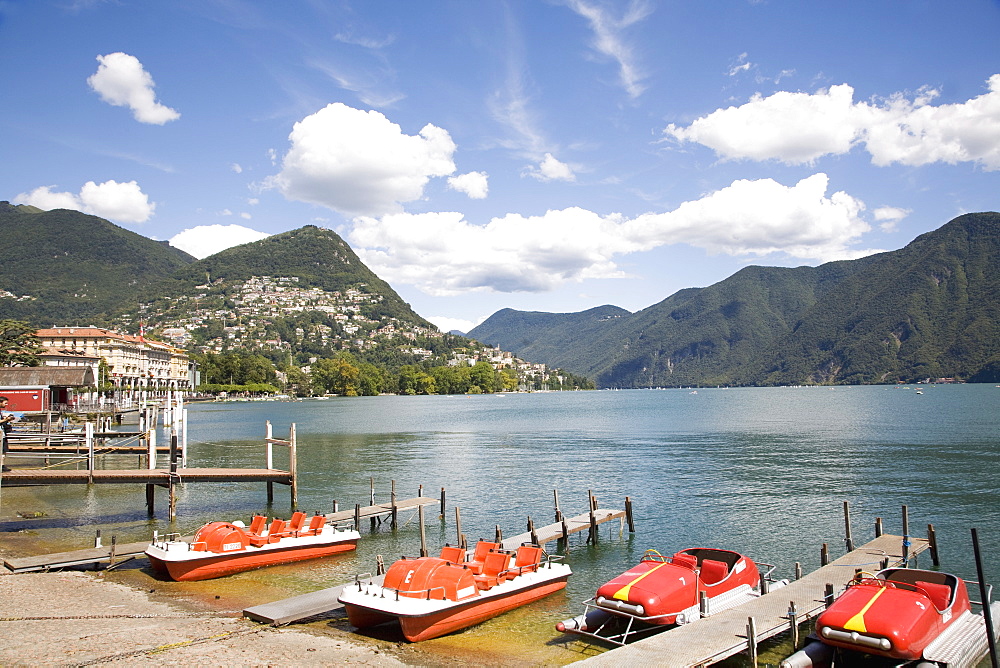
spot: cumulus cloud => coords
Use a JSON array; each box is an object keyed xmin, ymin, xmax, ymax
[
  {"xmin": 169, "ymin": 224, "xmax": 271, "ymax": 259},
  {"xmin": 15, "ymin": 180, "xmax": 155, "ymax": 223},
  {"xmin": 87, "ymin": 52, "xmax": 180, "ymax": 125},
  {"xmin": 665, "ymin": 74, "xmax": 1000, "ymax": 170},
  {"xmin": 270, "ymin": 103, "xmax": 457, "ymax": 217},
  {"xmin": 526, "ymin": 153, "xmax": 576, "ymax": 182},
  {"xmin": 348, "ymin": 173, "xmax": 880, "ymax": 296},
  {"xmin": 447, "ymin": 171, "xmax": 489, "ymax": 199},
  {"xmin": 873, "ymin": 206, "xmax": 910, "ymax": 232}
]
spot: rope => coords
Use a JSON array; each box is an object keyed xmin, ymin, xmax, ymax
[
  {"xmin": 74, "ymin": 627, "xmax": 260, "ymax": 666},
  {"xmin": 0, "ymin": 611, "xmax": 243, "ymax": 621}
]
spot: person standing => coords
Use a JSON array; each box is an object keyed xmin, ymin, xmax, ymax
[{"xmin": 0, "ymin": 396, "xmax": 16, "ymax": 472}]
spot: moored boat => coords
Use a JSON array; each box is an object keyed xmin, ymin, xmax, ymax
[
  {"xmin": 556, "ymin": 547, "xmax": 785, "ymax": 645},
  {"xmin": 781, "ymin": 567, "xmax": 1000, "ymax": 668},
  {"xmin": 338, "ymin": 541, "xmax": 571, "ymax": 642},
  {"xmin": 146, "ymin": 511, "xmax": 360, "ymax": 581}
]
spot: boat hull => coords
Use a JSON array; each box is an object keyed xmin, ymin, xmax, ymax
[
  {"xmin": 342, "ymin": 565, "xmax": 571, "ymax": 642},
  {"xmin": 147, "ymin": 538, "xmax": 358, "ymax": 581}
]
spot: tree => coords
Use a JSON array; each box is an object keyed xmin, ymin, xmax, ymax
[{"xmin": 0, "ymin": 320, "xmax": 41, "ymax": 366}]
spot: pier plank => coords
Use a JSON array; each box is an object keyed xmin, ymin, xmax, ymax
[
  {"xmin": 578, "ymin": 534, "xmax": 930, "ymax": 667},
  {"xmin": 501, "ymin": 508, "xmax": 626, "ymax": 550},
  {"xmin": 3, "ymin": 541, "xmax": 151, "ymax": 573}
]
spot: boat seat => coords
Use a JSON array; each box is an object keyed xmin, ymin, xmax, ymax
[
  {"xmin": 266, "ymin": 518, "xmax": 287, "ymax": 543},
  {"xmin": 303, "ymin": 514, "xmax": 326, "ymax": 535},
  {"xmin": 916, "ymin": 580, "xmax": 952, "ymax": 610},
  {"xmin": 439, "ymin": 545, "xmax": 465, "ymax": 564},
  {"xmin": 248, "ymin": 515, "xmax": 267, "ymax": 535},
  {"xmin": 466, "ymin": 540, "xmax": 500, "ymax": 575},
  {"xmin": 672, "ymin": 553, "xmax": 698, "ymax": 570},
  {"xmin": 287, "ymin": 511, "xmax": 307, "ymax": 534},
  {"xmin": 700, "ymin": 559, "xmax": 729, "ymax": 585},
  {"xmin": 508, "ymin": 545, "xmax": 543, "ymax": 577},
  {"xmin": 473, "ymin": 551, "xmax": 511, "ymax": 590}
]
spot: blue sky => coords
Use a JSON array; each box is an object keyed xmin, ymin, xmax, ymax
[{"xmin": 3, "ymin": 1, "xmax": 999, "ymax": 333}]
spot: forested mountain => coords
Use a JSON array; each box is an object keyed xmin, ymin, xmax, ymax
[
  {"xmin": 0, "ymin": 202, "xmax": 195, "ymax": 325},
  {"xmin": 470, "ymin": 212, "xmax": 1000, "ymax": 386}
]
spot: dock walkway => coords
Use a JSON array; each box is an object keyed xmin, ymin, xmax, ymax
[
  {"xmin": 0, "ymin": 467, "xmax": 292, "ymax": 486},
  {"xmin": 501, "ymin": 507, "xmax": 627, "ymax": 550},
  {"xmin": 579, "ymin": 533, "xmax": 929, "ymax": 667}
]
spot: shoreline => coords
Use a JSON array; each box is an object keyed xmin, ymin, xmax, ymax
[{"xmin": 0, "ymin": 568, "xmax": 412, "ymax": 666}]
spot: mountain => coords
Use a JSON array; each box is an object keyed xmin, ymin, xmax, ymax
[
  {"xmin": 0, "ymin": 202, "xmax": 196, "ymax": 325},
  {"xmin": 469, "ymin": 212, "xmax": 1000, "ymax": 386}
]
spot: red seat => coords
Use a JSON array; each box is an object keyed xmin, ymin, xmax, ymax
[
  {"xmin": 265, "ymin": 518, "xmax": 287, "ymax": 543},
  {"xmin": 248, "ymin": 515, "xmax": 267, "ymax": 535},
  {"xmin": 700, "ymin": 559, "xmax": 729, "ymax": 585},
  {"xmin": 916, "ymin": 580, "xmax": 952, "ymax": 610},
  {"xmin": 473, "ymin": 551, "xmax": 511, "ymax": 590},
  {"xmin": 508, "ymin": 545, "xmax": 543, "ymax": 577},
  {"xmin": 287, "ymin": 511, "xmax": 307, "ymax": 534},
  {"xmin": 466, "ymin": 541, "xmax": 500, "ymax": 575},
  {"xmin": 303, "ymin": 514, "xmax": 326, "ymax": 535},
  {"xmin": 672, "ymin": 553, "xmax": 698, "ymax": 570},
  {"xmin": 439, "ymin": 545, "xmax": 465, "ymax": 564}
]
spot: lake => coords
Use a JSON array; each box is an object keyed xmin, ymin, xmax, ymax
[{"xmin": 1, "ymin": 384, "xmax": 998, "ymax": 665}]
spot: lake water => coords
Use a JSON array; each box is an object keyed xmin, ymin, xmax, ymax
[{"xmin": 2, "ymin": 384, "xmax": 999, "ymax": 665}]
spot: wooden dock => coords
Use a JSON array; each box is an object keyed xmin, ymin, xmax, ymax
[
  {"xmin": 578, "ymin": 533, "xmax": 930, "ymax": 667},
  {"xmin": 3, "ymin": 540, "xmax": 151, "ymax": 573}
]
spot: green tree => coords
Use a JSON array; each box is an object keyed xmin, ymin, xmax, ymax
[
  {"xmin": 469, "ymin": 361, "xmax": 498, "ymax": 393},
  {"xmin": 0, "ymin": 320, "xmax": 41, "ymax": 366}
]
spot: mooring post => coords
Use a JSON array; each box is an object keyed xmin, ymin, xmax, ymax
[
  {"xmin": 927, "ymin": 523, "xmax": 940, "ymax": 566},
  {"xmin": 699, "ymin": 590, "xmax": 708, "ymax": 618},
  {"xmin": 376, "ymin": 554, "xmax": 385, "ymax": 576},
  {"xmin": 788, "ymin": 601, "xmax": 799, "ymax": 649},
  {"xmin": 86, "ymin": 422, "xmax": 95, "ymax": 480},
  {"xmin": 108, "ymin": 535, "xmax": 117, "ymax": 568},
  {"xmin": 145, "ymin": 484, "xmax": 155, "ymax": 515},
  {"xmin": 495, "ymin": 525, "xmax": 502, "ymax": 544},
  {"xmin": 289, "ymin": 424, "xmax": 298, "ymax": 508},
  {"xmin": 94, "ymin": 529, "xmax": 102, "ymax": 548},
  {"xmin": 370, "ymin": 477, "xmax": 376, "ymax": 531},
  {"xmin": 528, "ymin": 516, "xmax": 538, "ymax": 545},
  {"xmin": 147, "ymin": 425, "xmax": 156, "ymax": 470},
  {"xmin": 901, "ymin": 505, "xmax": 910, "ymax": 566},
  {"xmin": 418, "ymin": 505, "xmax": 428, "ymax": 557},
  {"xmin": 455, "ymin": 506, "xmax": 463, "ymax": 547},
  {"xmin": 561, "ymin": 517, "xmax": 569, "ymax": 545},
  {"xmin": 972, "ymin": 528, "xmax": 999, "ymax": 668},
  {"xmin": 265, "ymin": 422, "xmax": 274, "ymax": 505},
  {"xmin": 824, "ymin": 583, "xmax": 835, "ymax": 608},
  {"xmin": 169, "ymin": 433, "xmax": 178, "ymax": 520},
  {"xmin": 875, "ymin": 516, "xmax": 883, "ymax": 537},
  {"xmin": 821, "ymin": 543, "xmax": 829, "ymax": 566},
  {"xmin": 843, "ymin": 500, "xmax": 854, "ymax": 552},
  {"xmin": 354, "ymin": 503, "xmax": 361, "ymax": 532},
  {"xmin": 440, "ymin": 487, "xmax": 446, "ymax": 518},
  {"xmin": 794, "ymin": 562, "xmax": 802, "ymax": 580},
  {"xmin": 588, "ymin": 507, "xmax": 598, "ymax": 544},
  {"xmin": 553, "ymin": 489, "xmax": 562, "ymax": 522},
  {"xmin": 391, "ymin": 480, "xmax": 398, "ymax": 529},
  {"xmin": 746, "ymin": 616, "xmax": 758, "ymax": 666},
  {"xmin": 625, "ymin": 496, "xmax": 635, "ymax": 533},
  {"xmin": 181, "ymin": 407, "xmax": 189, "ymax": 468}
]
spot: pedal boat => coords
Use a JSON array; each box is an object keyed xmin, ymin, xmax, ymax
[
  {"xmin": 145, "ymin": 511, "xmax": 360, "ymax": 581},
  {"xmin": 556, "ymin": 547, "xmax": 784, "ymax": 645},
  {"xmin": 338, "ymin": 541, "xmax": 571, "ymax": 642},
  {"xmin": 782, "ymin": 567, "xmax": 1000, "ymax": 668}
]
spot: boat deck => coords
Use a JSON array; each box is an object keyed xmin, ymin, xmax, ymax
[{"xmin": 578, "ymin": 533, "xmax": 930, "ymax": 668}]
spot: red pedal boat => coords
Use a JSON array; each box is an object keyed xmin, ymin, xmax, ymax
[
  {"xmin": 338, "ymin": 541, "xmax": 571, "ymax": 642},
  {"xmin": 556, "ymin": 547, "xmax": 784, "ymax": 645},
  {"xmin": 145, "ymin": 511, "xmax": 360, "ymax": 581},
  {"xmin": 782, "ymin": 567, "xmax": 1000, "ymax": 668}
]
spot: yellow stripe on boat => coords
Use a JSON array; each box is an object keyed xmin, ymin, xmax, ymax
[
  {"xmin": 614, "ymin": 562, "xmax": 672, "ymax": 601},
  {"xmin": 844, "ymin": 586, "xmax": 887, "ymax": 632}
]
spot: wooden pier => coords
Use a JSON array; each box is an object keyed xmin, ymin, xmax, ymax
[{"xmin": 579, "ymin": 532, "xmax": 930, "ymax": 667}]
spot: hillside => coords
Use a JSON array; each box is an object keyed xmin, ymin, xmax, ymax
[
  {"xmin": 0, "ymin": 202, "xmax": 195, "ymax": 325},
  {"xmin": 470, "ymin": 212, "xmax": 1000, "ymax": 386}
]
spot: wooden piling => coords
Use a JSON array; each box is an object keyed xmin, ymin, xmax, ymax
[
  {"xmin": 843, "ymin": 500, "xmax": 854, "ymax": 552},
  {"xmin": 439, "ymin": 487, "xmax": 445, "ymax": 518},
  {"xmin": 902, "ymin": 505, "xmax": 910, "ymax": 565},
  {"xmin": 875, "ymin": 516, "xmax": 883, "ymax": 537},
  {"xmin": 289, "ymin": 424, "xmax": 297, "ymax": 508},
  {"xmin": 554, "ymin": 489, "xmax": 562, "ymax": 522},
  {"xmin": 418, "ymin": 505, "xmax": 428, "ymax": 557},
  {"xmin": 354, "ymin": 504, "xmax": 361, "ymax": 532},
  {"xmin": 824, "ymin": 583, "xmax": 835, "ymax": 608},
  {"xmin": 927, "ymin": 523, "xmax": 940, "ymax": 566},
  {"xmin": 821, "ymin": 543, "xmax": 829, "ymax": 566},
  {"xmin": 495, "ymin": 525, "xmax": 502, "ymax": 543},
  {"xmin": 391, "ymin": 480, "xmax": 398, "ymax": 529},
  {"xmin": 625, "ymin": 496, "xmax": 635, "ymax": 533},
  {"xmin": 455, "ymin": 507, "xmax": 463, "ymax": 547},
  {"xmin": 788, "ymin": 601, "xmax": 799, "ymax": 649},
  {"xmin": 528, "ymin": 516, "xmax": 539, "ymax": 545},
  {"xmin": 746, "ymin": 616, "xmax": 758, "ymax": 666},
  {"xmin": 794, "ymin": 562, "xmax": 802, "ymax": 580}
]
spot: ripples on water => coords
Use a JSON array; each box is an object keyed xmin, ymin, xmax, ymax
[{"xmin": 1, "ymin": 385, "xmax": 998, "ymax": 663}]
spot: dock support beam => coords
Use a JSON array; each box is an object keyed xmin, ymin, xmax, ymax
[{"xmin": 843, "ymin": 500, "xmax": 854, "ymax": 552}]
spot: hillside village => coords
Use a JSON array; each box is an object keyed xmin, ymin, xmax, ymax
[{"xmin": 134, "ymin": 275, "xmax": 571, "ymax": 391}]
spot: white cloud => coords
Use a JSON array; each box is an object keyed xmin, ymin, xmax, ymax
[
  {"xmin": 231, "ymin": 163, "xmax": 243, "ymax": 174},
  {"xmin": 348, "ymin": 173, "xmax": 880, "ymax": 296},
  {"xmin": 665, "ymin": 74, "xmax": 1000, "ymax": 170},
  {"xmin": 14, "ymin": 180, "xmax": 155, "ymax": 223},
  {"xmin": 169, "ymin": 224, "xmax": 271, "ymax": 259},
  {"xmin": 424, "ymin": 315, "xmax": 484, "ymax": 334},
  {"xmin": 270, "ymin": 103, "xmax": 457, "ymax": 216},
  {"xmin": 447, "ymin": 171, "xmax": 489, "ymax": 199},
  {"xmin": 526, "ymin": 153, "xmax": 577, "ymax": 182},
  {"xmin": 565, "ymin": 0, "xmax": 652, "ymax": 99},
  {"xmin": 87, "ymin": 52, "xmax": 180, "ymax": 125},
  {"xmin": 873, "ymin": 206, "xmax": 910, "ymax": 232}
]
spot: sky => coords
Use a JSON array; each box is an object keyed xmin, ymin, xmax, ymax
[{"xmin": 2, "ymin": 1, "xmax": 999, "ymax": 334}]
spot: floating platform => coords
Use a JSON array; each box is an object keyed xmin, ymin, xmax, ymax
[
  {"xmin": 3, "ymin": 540, "xmax": 152, "ymax": 573},
  {"xmin": 0, "ymin": 467, "xmax": 292, "ymax": 487},
  {"xmin": 578, "ymin": 533, "xmax": 930, "ymax": 668}
]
